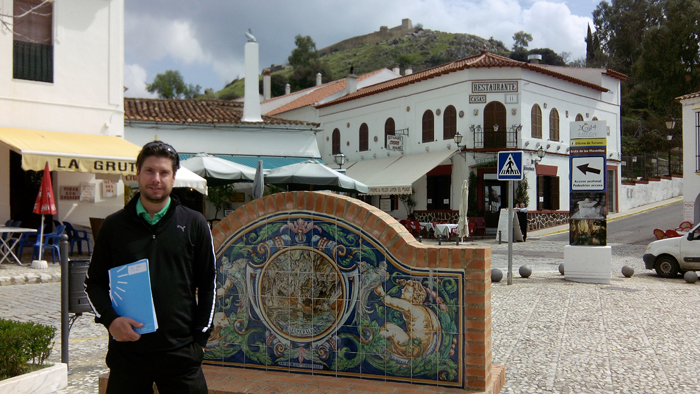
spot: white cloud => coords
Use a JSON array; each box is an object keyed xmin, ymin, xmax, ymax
[
  {"xmin": 522, "ymin": 1, "xmax": 591, "ymax": 58},
  {"xmin": 124, "ymin": 64, "xmax": 157, "ymax": 98}
]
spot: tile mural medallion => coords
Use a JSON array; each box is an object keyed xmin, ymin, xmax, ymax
[{"xmin": 205, "ymin": 211, "xmax": 464, "ymax": 387}]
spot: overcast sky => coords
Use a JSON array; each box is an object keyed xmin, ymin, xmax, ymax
[{"xmin": 124, "ymin": 0, "xmax": 602, "ymax": 98}]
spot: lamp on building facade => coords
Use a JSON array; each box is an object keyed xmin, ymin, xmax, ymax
[
  {"xmin": 536, "ymin": 146, "xmax": 545, "ymax": 163},
  {"xmin": 665, "ymin": 115, "xmax": 676, "ymax": 176},
  {"xmin": 334, "ymin": 152, "xmax": 346, "ymax": 169},
  {"xmin": 454, "ymin": 132, "xmax": 466, "ymax": 160}
]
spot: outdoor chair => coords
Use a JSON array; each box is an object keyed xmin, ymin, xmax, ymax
[
  {"xmin": 15, "ymin": 229, "xmax": 39, "ymax": 258},
  {"xmin": 665, "ymin": 229, "xmax": 681, "ymax": 239},
  {"xmin": 31, "ymin": 225, "xmax": 66, "ymax": 264},
  {"xmin": 473, "ymin": 217, "xmax": 486, "ymax": 236},
  {"xmin": 64, "ymin": 221, "xmax": 91, "ymax": 256},
  {"xmin": 677, "ymin": 221, "xmax": 692, "ymax": 232}
]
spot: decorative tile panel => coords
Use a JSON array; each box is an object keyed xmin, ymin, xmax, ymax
[
  {"xmin": 207, "ymin": 211, "xmax": 464, "ymax": 387},
  {"xmin": 206, "ymin": 192, "xmax": 494, "ymax": 391}
]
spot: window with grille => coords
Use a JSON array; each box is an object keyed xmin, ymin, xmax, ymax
[
  {"xmin": 531, "ymin": 105, "xmax": 542, "ymax": 138},
  {"xmin": 443, "ymin": 105, "xmax": 456, "ymax": 140},
  {"xmin": 549, "ymin": 109, "xmax": 560, "ymax": 141},
  {"xmin": 13, "ymin": 0, "xmax": 53, "ymax": 83},
  {"xmin": 384, "ymin": 118, "xmax": 395, "ymax": 148},
  {"xmin": 332, "ymin": 128, "xmax": 340, "ymax": 155},
  {"xmin": 359, "ymin": 123, "xmax": 369, "ymax": 152},
  {"xmin": 422, "ymin": 110, "xmax": 434, "ymax": 143}
]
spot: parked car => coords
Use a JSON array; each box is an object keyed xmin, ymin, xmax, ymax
[{"xmin": 643, "ymin": 223, "xmax": 700, "ymax": 277}]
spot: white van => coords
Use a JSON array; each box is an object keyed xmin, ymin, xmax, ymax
[{"xmin": 643, "ymin": 223, "xmax": 700, "ymax": 277}]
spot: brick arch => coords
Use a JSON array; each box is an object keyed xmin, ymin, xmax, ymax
[{"xmin": 209, "ymin": 191, "xmax": 500, "ymax": 392}]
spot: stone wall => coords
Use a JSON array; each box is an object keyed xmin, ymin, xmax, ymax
[
  {"xmin": 318, "ymin": 19, "xmax": 414, "ymax": 57},
  {"xmin": 207, "ymin": 192, "xmax": 501, "ymax": 392}
]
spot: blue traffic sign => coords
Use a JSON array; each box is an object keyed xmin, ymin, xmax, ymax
[{"xmin": 497, "ymin": 151, "xmax": 523, "ymax": 181}]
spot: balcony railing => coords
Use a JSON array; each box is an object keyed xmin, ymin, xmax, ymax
[{"xmin": 473, "ymin": 128, "xmax": 517, "ymax": 149}]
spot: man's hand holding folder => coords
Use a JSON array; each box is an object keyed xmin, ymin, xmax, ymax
[{"xmin": 109, "ymin": 317, "xmax": 145, "ymax": 341}]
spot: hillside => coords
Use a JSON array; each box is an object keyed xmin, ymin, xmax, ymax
[{"xmin": 216, "ymin": 28, "xmax": 510, "ymax": 99}]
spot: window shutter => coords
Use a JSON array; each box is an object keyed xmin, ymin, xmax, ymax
[
  {"xmin": 551, "ymin": 176, "xmax": 560, "ymax": 210},
  {"xmin": 537, "ymin": 175, "xmax": 544, "ymax": 211}
]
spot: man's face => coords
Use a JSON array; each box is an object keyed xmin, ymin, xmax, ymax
[{"xmin": 137, "ymin": 156, "xmax": 175, "ymax": 204}]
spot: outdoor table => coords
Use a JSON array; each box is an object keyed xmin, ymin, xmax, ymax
[
  {"xmin": 434, "ymin": 223, "xmax": 459, "ymax": 238},
  {"xmin": 0, "ymin": 227, "xmax": 37, "ymax": 265},
  {"xmin": 419, "ymin": 222, "xmax": 435, "ymax": 234}
]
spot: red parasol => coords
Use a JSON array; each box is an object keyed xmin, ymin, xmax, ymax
[{"xmin": 32, "ymin": 162, "xmax": 56, "ymax": 266}]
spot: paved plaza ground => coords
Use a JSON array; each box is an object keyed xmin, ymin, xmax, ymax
[{"xmin": 1, "ymin": 205, "xmax": 698, "ymax": 393}]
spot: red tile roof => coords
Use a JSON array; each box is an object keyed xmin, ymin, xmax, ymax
[
  {"xmin": 266, "ymin": 69, "xmax": 387, "ymax": 116},
  {"xmin": 124, "ymin": 98, "xmax": 318, "ymax": 127},
  {"xmin": 675, "ymin": 92, "xmax": 700, "ymax": 102},
  {"xmin": 316, "ymin": 51, "xmax": 621, "ymax": 109}
]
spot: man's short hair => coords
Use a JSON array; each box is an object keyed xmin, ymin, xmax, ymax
[{"xmin": 136, "ymin": 141, "xmax": 180, "ymax": 174}]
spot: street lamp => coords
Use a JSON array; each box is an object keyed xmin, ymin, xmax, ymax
[
  {"xmin": 453, "ymin": 132, "xmax": 466, "ymax": 160},
  {"xmin": 333, "ymin": 151, "xmax": 346, "ymax": 169},
  {"xmin": 665, "ymin": 115, "xmax": 676, "ymax": 176},
  {"xmin": 536, "ymin": 146, "xmax": 545, "ymax": 163}
]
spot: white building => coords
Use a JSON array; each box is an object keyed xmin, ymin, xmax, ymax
[
  {"xmin": 309, "ymin": 51, "xmax": 625, "ymax": 231},
  {"xmin": 677, "ymin": 91, "xmax": 700, "ymax": 222},
  {"xmin": 0, "ymin": 0, "xmax": 137, "ymax": 229}
]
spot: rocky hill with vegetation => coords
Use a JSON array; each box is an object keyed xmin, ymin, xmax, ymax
[{"xmin": 216, "ymin": 27, "xmax": 509, "ymax": 100}]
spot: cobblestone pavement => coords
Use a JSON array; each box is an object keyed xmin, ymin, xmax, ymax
[{"xmin": 1, "ymin": 203, "xmax": 698, "ymax": 393}]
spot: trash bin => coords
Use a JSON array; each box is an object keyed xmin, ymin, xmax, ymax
[{"xmin": 69, "ymin": 258, "xmax": 92, "ymax": 314}]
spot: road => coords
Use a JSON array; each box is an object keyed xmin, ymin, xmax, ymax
[{"xmin": 542, "ymin": 200, "xmax": 684, "ymax": 245}]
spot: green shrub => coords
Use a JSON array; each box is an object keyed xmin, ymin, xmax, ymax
[{"xmin": 0, "ymin": 319, "xmax": 56, "ymax": 380}]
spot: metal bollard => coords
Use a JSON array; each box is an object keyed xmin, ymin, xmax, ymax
[
  {"xmin": 418, "ymin": 236, "xmax": 422, "ymax": 243},
  {"xmin": 498, "ymin": 230, "xmax": 502, "ymax": 244},
  {"xmin": 60, "ymin": 234, "xmax": 69, "ymax": 369}
]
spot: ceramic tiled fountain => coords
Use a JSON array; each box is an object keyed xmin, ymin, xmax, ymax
[{"xmin": 207, "ymin": 192, "xmax": 502, "ymax": 392}]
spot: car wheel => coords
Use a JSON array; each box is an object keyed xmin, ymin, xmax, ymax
[{"xmin": 655, "ymin": 256, "xmax": 680, "ymax": 278}]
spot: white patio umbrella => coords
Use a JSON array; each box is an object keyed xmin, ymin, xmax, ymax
[
  {"xmin": 457, "ymin": 180, "xmax": 469, "ymax": 241},
  {"xmin": 252, "ymin": 160, "xmax": 265, "ymax": 199},
  {"xmin": 180, "ymin": 153, "xmax": 256, "ymax": 186},
  {"xmin": 174, "ymin": 166, "xmax": 208, "ymax": 195},
  {"xmin": 265, "ymin": 160, "xmax": 369, "ymax": 193}
]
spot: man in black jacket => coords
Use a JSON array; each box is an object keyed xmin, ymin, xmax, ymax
[{"xmin": 85, "ymin": 141, "xmax": 216, "ymax": 393}]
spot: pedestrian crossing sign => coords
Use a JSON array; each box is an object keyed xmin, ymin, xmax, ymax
[{"xmin": 497, "ymin": 151, "xmax": 523, "ymax": 180}]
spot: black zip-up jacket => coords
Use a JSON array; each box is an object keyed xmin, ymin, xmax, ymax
[{"xmin": 85, "ymin": 194, "xmax": 217, "ymax": 352}]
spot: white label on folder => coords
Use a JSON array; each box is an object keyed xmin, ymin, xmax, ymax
[{"xmin": 128, "ymin": 262, "xmax": 148, "ymax": 275}]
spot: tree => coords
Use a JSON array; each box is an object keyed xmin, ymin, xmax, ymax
[
  {"xmin": 286, "ymin": 35, "xmax": 334, "ymax": 92},
  {"xmin": 288, "ymin": 35, "xmax": 318, "ymax": 68},
  {"xmin": 509, "ymin": 48, "xmax": 566, "ymax": 66},
  {"xmin": 207, "ymin": 184, "xmax": 237, "ymax": 219},
  {"xmin": 512, "ymin": 31, "xmax": 533, "ymax": 51},
  {"xmin": 146, "ymin": 70, "xmax": 201, "ymax": 99}
]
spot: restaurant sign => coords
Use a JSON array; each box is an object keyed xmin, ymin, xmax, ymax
[
  {"xmin": 23, "ymin": 155, "xmax": 137, "ymax": 175},
  {"xmin": 472, "ymin": 81, "xmax": 518, "ymax": 93},
  {"xmin": 386, "ymin": 135, "xmax": 403, "ymax": 151}
]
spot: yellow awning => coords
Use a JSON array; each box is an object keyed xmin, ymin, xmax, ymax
[{"xmin": 0, "ymin": 127, "xmax": 141, "ymax": 175}]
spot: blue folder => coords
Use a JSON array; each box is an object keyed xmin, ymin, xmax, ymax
[{"xmin": 108, "ymin": 259, "xmax": 158, "ymax": 334}]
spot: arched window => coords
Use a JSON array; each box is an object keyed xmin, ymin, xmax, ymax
[
  {"xmin": 592, "ymin": 116, "xmax": 598, "ymax": 121},
  {"xmin": 484, "ymin": 102, "xmax": 507, "ymax": 148},
  {"xmin": 332, "ymin": 128, "xmax": 340, "ymax": 155},
  {"xmin": 531, "ymin": 104, "xmax": 542, "ymax": 138},
  {"xmin": 443, "ymin": 105, "xmax": 457, "ymax": 140},
  {"xmin": 549, "ymin": 109, "xmax": 560, "ymax": 141},
  {"xmin": 575, "ymin": 113, "xmax": 584, "ymax": 121},
  {"xmin": 422, "ymin": 110, "xmax": 434, "ymax": 143},
  {"xmin": 359, "ymin": 123, "xmax": 369, "ymax": 152},
  {"xmin": 384, "ymin": 118, "xmax": 395, "ymax": 148}
]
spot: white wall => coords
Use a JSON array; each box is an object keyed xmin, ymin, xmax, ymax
[
  {"xmin": 680, "ymin": 95, "xmax": 700, "ymax": 222},
  {"xmin": 0, "ymin": 0, "xmax": 125, "ymax": 226},
  {"xmin": 620, "ymin": 177, "xmax": 683, "ymax": 212}
]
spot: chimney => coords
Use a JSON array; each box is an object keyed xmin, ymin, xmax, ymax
[
  {"xmin": 242, "ymin": 30, "xmax": 262, "ymax": 122},
  {"xmin": 393, "ymin": 64, "xmax": 400, "ymax": 74},
  {"xmin": 528, "ymin": 54, "xmax": 542, "ymax": 64},
  {"xmin": 285, "ymin": 83, "xmax": 291, "ymax": 95},
  {"xmin": 263, "ymin": 68, "xmax": 271, "ymax": 101},
  {"xmin": 405, "ymin": 65, "xmax": 413, "ymax": 75},
  {"xmin": 316, "ymin": 73, "xmax": 322, "ymax": 86},
  {"xmin": 346, "ymin": 71, "xmax": 358, "ymax": 95}
]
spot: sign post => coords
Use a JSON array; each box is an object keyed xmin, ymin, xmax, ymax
[
  {"xmin": 565, "ymin": 121, "xmax": 611, "ymax": 284},
  {"xmin": 497, "ymin": 151, "xmax": 523, "ymax": 285}
]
